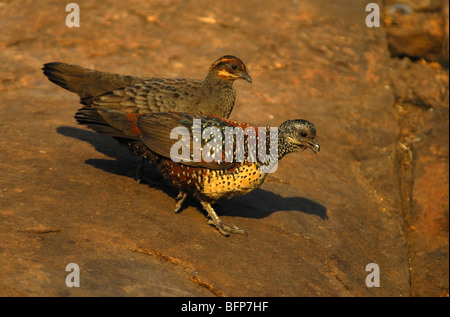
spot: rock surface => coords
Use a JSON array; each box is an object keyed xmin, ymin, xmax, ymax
[
  {"xmin": 384, "ymin": 0, "xmax": 448, "ymax": 65},
  {"xmin": 0, "ymin": 0, "xmax": 448, "ymax": 297}
]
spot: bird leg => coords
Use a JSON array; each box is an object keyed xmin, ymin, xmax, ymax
[
  {"xmin": 200, "ymin": 201, "xmax": 247, "ymax": 236},
  {"xmin": 134, "ymin": 156, "xmax": 144, "ymax": 183},
  {"xmin": 174, "ymin": 191, "xmax": 188, "ymax": 214}
]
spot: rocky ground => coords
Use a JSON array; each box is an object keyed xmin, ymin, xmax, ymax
[{"xmin": 0, "ymin": 0, "xmax": 448, "ymax": 297}]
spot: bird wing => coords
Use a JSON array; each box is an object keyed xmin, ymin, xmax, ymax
[
  {"xmin": 138, "ymin": 112, "xmax": 249, "ymax": 170},
  {"xmin": 75, "ymin": 109, "xmax": 260, "ymax": 170},
  {"xmin": 91, "ymin": 78, "xmax": 205, "ymax": 114}
]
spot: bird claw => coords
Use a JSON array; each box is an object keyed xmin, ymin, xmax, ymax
[{"xmin": 207, "ymin": 219, "xmax": 247, "ymax": 236}]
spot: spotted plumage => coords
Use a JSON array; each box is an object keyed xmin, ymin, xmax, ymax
[{"xmin": 74, "ymin": 110, "xmax": 320, "ymax": 236}]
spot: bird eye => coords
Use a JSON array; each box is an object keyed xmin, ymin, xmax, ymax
[
  {"xmin": 231, "ymin": 64, "xmax": 237, "ymax": 69},
  {"xmin": 300, "ymin": 131, "xmax": 307, "ymax": 138}
]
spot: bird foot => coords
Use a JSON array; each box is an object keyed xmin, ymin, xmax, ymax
[
  {"xmin": 200, "ymin": 201, "xmax": 247, "ymax": 236},
  {"xmin": 207, "ymin": 219, "xmax": 247, "ymax": 236},
  {"xmin": 174, "ymin": 191, "xmax": 188, "ymax": 214}
]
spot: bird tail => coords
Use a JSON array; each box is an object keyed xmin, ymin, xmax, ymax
[
  {"xmin": 75, "ymin": 108, "xmax": 143, "ymax": 139},
  {"xmin": 42, "ymin": 62, "xmax": 139, "ymax": 106}
]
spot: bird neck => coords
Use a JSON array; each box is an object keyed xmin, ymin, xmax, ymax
[
  {"xmin": 204, "ymin": 72, "xmax": 235, "ymax": 87},
  {"xmin": 253, "ymin": 128, "xmax": 289, "ymax": 174},
  {"xmin": 277, "ymin": 135, "xmax": 291, "ymax": 161},
  {"xmin": 260, "ymin": 128, "xmax": 292, "ymax": 160}
]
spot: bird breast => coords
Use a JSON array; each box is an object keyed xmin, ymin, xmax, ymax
[{"xmin": 200, "ymin": 163, "xmax": 267, "ymax": 200}]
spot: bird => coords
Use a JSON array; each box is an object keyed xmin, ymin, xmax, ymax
[
  {"xmin": 42, "ymin": 55, "xmax": 252, "ymax": 180},
  {"xmin": 42, "ymin": 55, "xmax": 251, "ymax": 117},
  {"xmin": 75, "ymin": 109, "xmax": 320, "ymax": 236}
]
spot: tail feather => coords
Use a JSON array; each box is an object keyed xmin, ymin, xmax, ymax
[
  {"xmin": 75, "ymin": 108, "xmax": 142, "ymax": 140},
  {"xmin": 75, "ymin": 108, "xmax": 121, "ymax": 136},
  {"xmin": 75, "ymin": 108, "xmax": 157, "ymax": 160},
  {"xmin": 42, "ymin": 62, "xmax": 140, "ymax": 106}
]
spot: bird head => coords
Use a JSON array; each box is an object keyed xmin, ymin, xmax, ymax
[
  {"xmin": 208, "ymin": 55, "xmax": 252, "ymax": 83},
  {"xmin": 278, "ymin": 119, "xmax": 320, "ymax": 157}
]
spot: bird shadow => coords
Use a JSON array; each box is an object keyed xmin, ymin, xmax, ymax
[
  {"xmin": 218, "ymin": 189, "xmax": 328, "ymax": 220},
  {"xmin": 57, "ymin": 126, "xmax": 328, "ymax": 221},
  {"xmin": 57, "ymin": 126, "xmax": 143, "ymax": 178}
]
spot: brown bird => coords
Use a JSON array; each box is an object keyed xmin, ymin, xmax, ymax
[
  {"xmin": 42, "ymin": 55, "xmax": 251, "ymax": 117},
  {"xmin": 43, "ymin": 55, "xmax": 251, "ymax": 180},
  {"xmin": 75, "ymin": 110, "xmax": 320, "ymax": 236}
]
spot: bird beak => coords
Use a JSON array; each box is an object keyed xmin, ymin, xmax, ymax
[
  {"xmin": 241, "ymin": 72, "xmax": 252, "ymax": 83},
  {"xmin": 307, "ymin": 140, "xmax": 320, "ymax": 153}
]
